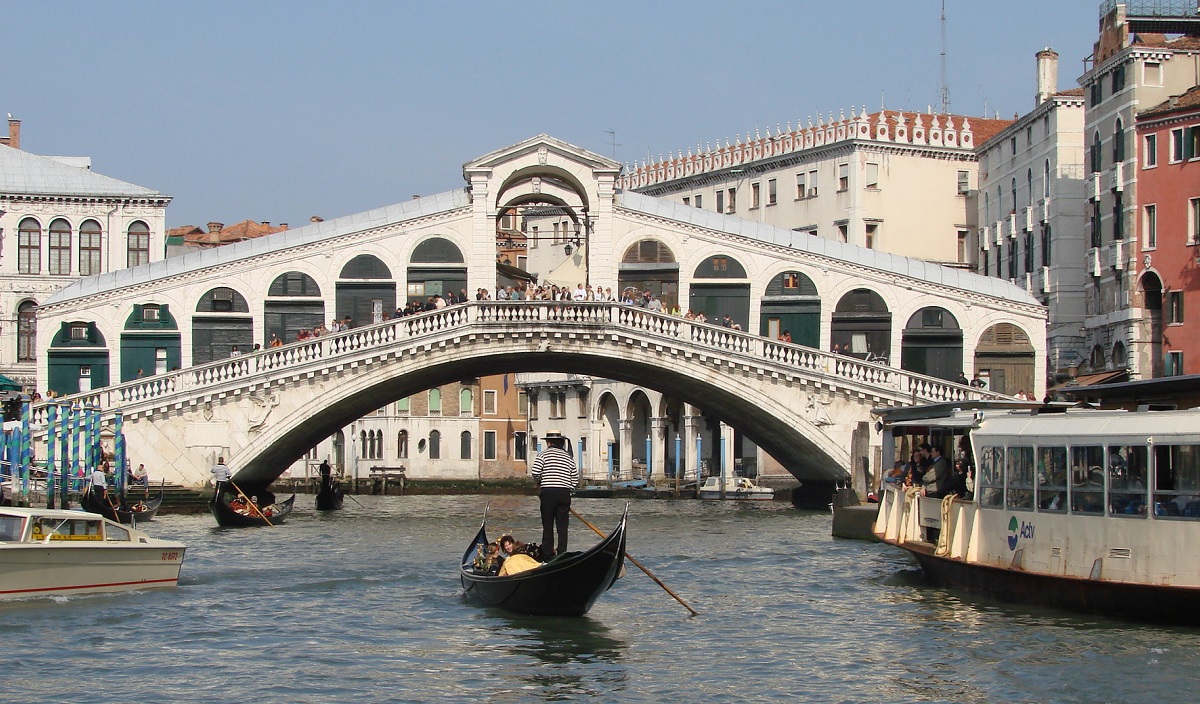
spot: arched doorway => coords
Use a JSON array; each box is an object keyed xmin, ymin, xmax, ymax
[
  {"xmin": 628, "ymin": 391, "xmax": 653, "ymax": 477},
  {"xmin": 337, "ymin": 254, "xmax": 395, "ymax": 327},
  {"xmin": 592, "ymin": 392, "xmax": 619, "ymax": 480},
  {"xmin": 265, "ymin": 272, "xmax": 324, "ymax": 344},
  {"xmin": 900, "ymin": 307, "xmax": 963, "ymax": 381},
  {"xmin": 47, "ymin": 322, "xmax": 110, "ymax": 395},
  {"xmin": 974, "ymin": 324, "xmax": 1035, "ymax": 396},
  {"xmin": 759, "ymin": 270, "xmax": 820, "ymax": 346},
  {"xmin": 689, "ymin": 255, "xmax": 750, "ymax": 329},
  {"xmin": 408, "ymin": 237, "xmax": 466, "ymax": 305},
  {"xmin": 619, "ymin": 239, "xmax": 679, "ymax": 311},
  {"xmin": 1140, "ymin": 271, "xmax": 1163, "ymax": 377},
  {"xmin": 120, "ymin": 303, "xmax": 181, "ymax": 381},
  {"xmin": 831, "ymin": 289, "xmax": 892, "ymax": 361},
  {"xmin": 193, "ymin": 287, "xmax": 253, "ymax": 364}
]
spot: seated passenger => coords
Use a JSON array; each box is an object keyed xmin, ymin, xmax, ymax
[{"xmin": 499, "ymin": 552, "xmax": 541, "ymax": 576}]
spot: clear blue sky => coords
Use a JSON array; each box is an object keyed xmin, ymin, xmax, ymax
[{"xmin": 5, "ymin": 1, "xmax": 1099, "ymax": 229}]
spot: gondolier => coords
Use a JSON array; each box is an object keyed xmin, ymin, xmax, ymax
[
  {"xmin": 530, "ymin": 431, "xmax": 579, "ymax": 558},
  {"xmin": 211, "ymin": 456, "xmax": 231, "ymax": 496}
]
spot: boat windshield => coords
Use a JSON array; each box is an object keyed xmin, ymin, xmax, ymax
[
  {"xmin": 0, "ymin": 516, "xmax": 24, "ymax": 541},
  {"xmin": 30, "ymin": 517, "xmax": 103, "ymax": 541}
]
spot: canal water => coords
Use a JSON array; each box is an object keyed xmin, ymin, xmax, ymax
[{"xmin": 2, "ymin": 495, "xmax": 1198, "ymax": 703}]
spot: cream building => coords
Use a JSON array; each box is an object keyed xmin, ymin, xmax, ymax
[
  {"xmin": 623, "ymin": 109, "xmax": 1013, "ymax": 268},
  {"xmin": 0, "ymin": 120, "xmax": 171, "ymax": 391}
]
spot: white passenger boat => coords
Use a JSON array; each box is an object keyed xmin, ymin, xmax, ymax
[
  {"xmin": 698, "ymin": 475, "xmax": 774, "ymax": 500},
  {"xmin": 0, "ymin": 506, "xmax": 186, "ymax": 600},
  {"xmin": 874, "ymin": 402, "xmax": 1200, "ymax": 624}
]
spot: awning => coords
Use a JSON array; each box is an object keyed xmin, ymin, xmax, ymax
[
  {"xmin": 1050, "ymin": 369, "xmax": 1127, "ymax": 392},
  {"xmin": 542, "ymin": 244, "xmax": 587, "ymax": 289},
  {"xmin": 496, "ymin": 261, "xmax": 537, "ymax": 284},
  {"xmin": 0, "ymin": 375, "xmax": 20, "ymax": 392}
]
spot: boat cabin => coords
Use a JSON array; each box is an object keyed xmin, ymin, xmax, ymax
[{"xmin": 0, "ymin": 508, "xmax": 141, "ymax": 544}]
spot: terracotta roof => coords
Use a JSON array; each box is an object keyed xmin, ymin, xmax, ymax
[
  {"xmin": 1140, "ymin": 85, "xmax": 1200, "ymax": 118},
  {"xmin": 1056, "ymin": 87, "xmax": 1085, "ymax": 97},
  {"xmin": 856, "ymin": 110, "xmax": 1013, "ymax": 145},
  {"xmin": 175, "ymin": 220, "xmax": 289, "ymax": 248},
  {"xmin": 1134, "ymin": 33, "xmax": 1200, "ymax": 50}
]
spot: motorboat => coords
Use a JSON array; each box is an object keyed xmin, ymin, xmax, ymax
[
  {"xmin": 874, "ymin": 402, "xmax": 1200, "ymax": 624},
  {"xmin": 0, "ymin": 506, "xmax": 186, "ymax": 600},
  {"xmin": 697, "ymin": 475, "xmax": 774, "ymax": 500}
]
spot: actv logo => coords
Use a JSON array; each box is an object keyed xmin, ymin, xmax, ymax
[{"xmin": 1007, "ymin": 516, "xmax": 1035, "ymax": 551}]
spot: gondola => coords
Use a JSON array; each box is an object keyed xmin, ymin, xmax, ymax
[
  {"xmin": 460, "ymin": 505, "xmax": 628, "ymax": 616},
  {"xmin": 115, "ymin": 483, "xmax": 165, "ymax": 524},
  {"xmin": 208, "ymin": 485, "xmax": 296, "ymax": 527},
  {"xmin": 80, "ymin": 487, "xmax": 120, "ymax": 523},
  {"xmin": 315, "ymin": 477, "xmax": 343, "ymax": 511}
]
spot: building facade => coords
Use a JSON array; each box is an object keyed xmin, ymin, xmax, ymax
[
  {"xmin": 1078, "ymin": 2, "xmax": 1200, "ymax": 379},
  {"xmin": 976, "ymin": 49, "xmax": 1089, "ymax": 390},
  {"xmin": 1136, "ymin": 85, "xmax": 1200, "ymax": 376},
  {"xmin": 624, "ymin": 109, "xmax": 1013, "ymax": 269},
  {"xmin": 0, "ymin": 120, "xmax": 171, "ymax": 391}
]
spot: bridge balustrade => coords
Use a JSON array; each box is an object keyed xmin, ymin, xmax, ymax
[{"xmin": 31, "ymin": 300, "xmax": 1001, "ymax": 425}]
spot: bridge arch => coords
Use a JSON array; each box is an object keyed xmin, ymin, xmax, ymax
[
  {"xmin": 689, "ymin": 252, "xmax": 752, "ymax": 329},
  {"xmin": 265, "ymin": 272, "xmax": 324, "ymax": 345},
  {"xmin": 759, "ymin": 268, "xmax": 821, "ymax": 345},
  {"xmin": 495, "ymin": 164, "xmax": 593, "ymax": 213},
  {"xmin": 407, "ymin": 236, "xmax": 466, "ymax": 303},
  {"xmin": 617, "ymin": 237, "xmax": 679, "ymax": 311},
  {"xmin": 899, "ymin": 306, "xmax": 963, "ymax": 382},
  {"xmin": 224, "ymin": 316, "xmax": 853, "ymax": 489},
  {"xmin": 972, "ymin": 322, "xmax": 1036, "ymax": 396},
  {"xmin": 831, "ymin": 287, "xmax": 893, "ymax": 360},
  {"xmin": 193, "ymin": 286, "xmax": 253, "ymax": 364}
]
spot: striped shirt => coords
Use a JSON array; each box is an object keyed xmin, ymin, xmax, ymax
[{"xmin": 531, "ymin": 446, "xmax": 579, "ymax": 489}]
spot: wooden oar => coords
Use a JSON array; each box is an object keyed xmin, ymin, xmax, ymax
[
  {"xmin": 570, "ymin": 507, "xmax": 699, "ymax": 616},
  {"xmin": 229, "ymin": 481, "xmax": 273, "ymax": 526}
]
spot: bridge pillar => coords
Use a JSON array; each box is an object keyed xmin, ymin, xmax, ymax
[
  {"xmin": 649, "ymin": 416, "xmax": 667, "ymax": 483},
  {"xmin": 683, "ymin": 407, "xmax": 702, "ymax": 482},
  {"xmin": 720, "ymin": 422, "xmax": 735, "ymax": 477},
  {"xmin": 618, "ymin": 419, "xmax": 633, "ymax": 481}
]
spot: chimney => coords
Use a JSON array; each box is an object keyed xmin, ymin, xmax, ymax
[
  {"xmin": 262, "ymin": 221, "xmax": 270, "ymax": 227},
  {"xmin": 1036, "ymin": 48, "xmax": 1059, "ymax": 105},
  {"xmin": 1, "ymin": 117, "xmax": 20, "ymax": 149},
  {"xmin": 207, "ymin": 222, "xmax": 224, "ymax": 233},
  {"xmin": 310, "ymin": 215, "xmax": 324, "ymax": 223},
  {"xmin": 279, "ymin": 223, "xmax": 288, "ymax": 230}
]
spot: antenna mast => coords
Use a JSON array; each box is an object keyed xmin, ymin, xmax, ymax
[{"xmin": 939, "ymin": 0, "xmax": 950, "ymax": 114}]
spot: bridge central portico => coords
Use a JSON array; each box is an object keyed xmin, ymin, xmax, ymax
[
  {"xmin": 34, "ymin": 133, "xmax": 1045, "ymax": 488},
  {"xmin": 33, "ymin": 301, "xmax": 1004, "ymax": 488}
]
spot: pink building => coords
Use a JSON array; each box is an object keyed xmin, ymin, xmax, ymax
[{"xmin": 1137, "ymin": 85, "xmax": 1200, "ymax": 376}]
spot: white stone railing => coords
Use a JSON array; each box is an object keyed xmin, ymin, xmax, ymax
[{"xmin": 32, "ymin": 300, "xmax": 1004, "ymax": 425}]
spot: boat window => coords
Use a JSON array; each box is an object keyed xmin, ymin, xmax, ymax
[
  {"xmin": 1070, "ymin": 446, "xmax": 1105, "ymax": 514},
  {"xmin": 0, "ymin": 516, "xmax": 24, "ymax": 541},
  {"xmin": 1153, "ymin": 444, "xmax": 1200, "ymax": 519},
  {"xmin": 32, "ymin": 518, "xmax": 103, "ymax": 541},
  {"xmin": 104, "ymin": 524, "xmax": 131, "ymax": 541},
  {"xmin": 1108, "ymin": 445, "xmax": 1148, "ymax": 518},
  {"xmin": 1006, "ymin": 446, "xmax": 1035, "ymax": 511},
  {"xmin": 1037, "ymin": 446, "xmax": 1068, "ymax": 513},
  {"xmin": 977, "ymin": 446, "xmax": 1004, "ymax": 507}
]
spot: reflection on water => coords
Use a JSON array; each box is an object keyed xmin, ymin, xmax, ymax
[{"xmin": 1, "ymin": 495, "xmax": 1199, "ymax": 703}]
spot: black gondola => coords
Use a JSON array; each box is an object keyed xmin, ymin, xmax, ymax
[
  {"xmin": 208, "ymin": 485, "xmax": 296, "ymax": 527},
  {"xmin": 80, "ymin": 487, "xmax": 120, "ymax": 522},
  {"xmin": 115, "ymin": 482, "xmax": 165, "ymax": 524},
  {"xmin": 459, "ymin": 506, "xmax": 628, "ymax": 616},
  {"xmin": 315, "ymin": 477, "xmax": 343, "ymax": 511}
]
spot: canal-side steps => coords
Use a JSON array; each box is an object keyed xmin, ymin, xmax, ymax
[{"xmin": 139, "ymin": 482, "xmax": 211, "ymax": 514}]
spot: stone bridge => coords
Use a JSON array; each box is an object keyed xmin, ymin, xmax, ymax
[{"xmin": 32, "ymin": 301, "xmax": 1003, "ymax": 488}]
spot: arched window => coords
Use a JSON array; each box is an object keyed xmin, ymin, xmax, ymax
[
  {"xmin": 1043, "ymin": 159, "xmax": 1051, "ymax": 199},
  {"xmin": 397, "ymin": 430, "xmax": 409, "ymax": 459},
  {"xmin": 429, "ymin": 388, "xmax": 441, "ymax": 415},
  {"xmin": 79, "ymin": 220, "xmax": 103, "ymax": 276},
  {"xmin": 1091, "ymin": 131, "xmax": 1103, "ymax": 173},
  {"xmin": 49, "ymin": 219, "xmax": 71, "ymax": 276},
  {"xmin": 1026, "ymin": 168, "xmax": 1033, "ymax": 207},
  {"xmin": 18, "ymin": 218, "xmax": 40, "ymax": 274},
  {"xmin": 359, "ymin": 430, "xmax": 368, "ymax": 458},
  {"xmin": 1010, "ymin": 178, "xmax": 1017, "ymax": 214},
  {"xmin": 411, "ymin": 237, "xmax": 465, "ymax": 263},
  {"xmin": 127, "ymin": 221, "xmax": 150, "ymax": 268},
  {"xmin": 984, "ymin": 192, "xmax": 990, "ymax": 223},
  {"xmin": 429, "ymin": 430, "xmax": 441, "ymax": 459},
  {"xmin": 1113, "ymin": 340, "xmax": 1127, "ymax": 368},
  {"xmin": 1090, "ymin": 344, "xmax": 1106, "ymax": 371},
  {"xmin": 460, "ymin": 388, "xmax": 473, "ymax": 416},
  {"xmin": 17, "ymin": 300, "xmax": 36, "ymax": 362},
  {"xmin": 1113, "ymin": 119, "xmax": 1125, "ymax": 162},
  {"xmin": 460, "ymin": 431, "xmax": 472, "ymax": 460}
]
